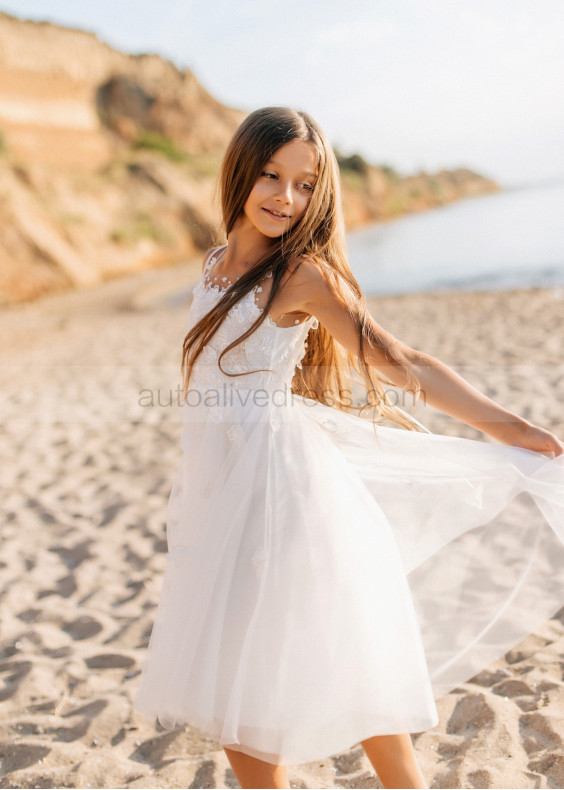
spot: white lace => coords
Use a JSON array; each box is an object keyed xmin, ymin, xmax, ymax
[
  {"xmin": 200, "ymin": 248, "xmax": 316, "ymax": 330},
  {"xmin": 185, "ymin": 252, "xmax": 319, "ymax": 421}
]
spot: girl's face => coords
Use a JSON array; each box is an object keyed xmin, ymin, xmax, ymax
[{"xmin": 241, "ymin": 140, "xmax": 318, "ymax": 238}]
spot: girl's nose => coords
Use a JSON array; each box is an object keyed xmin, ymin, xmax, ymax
[{"xmin": 274, "ymin": 181, "xmax": 292, "ymax": 203}]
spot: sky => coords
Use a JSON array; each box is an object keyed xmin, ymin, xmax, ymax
[{"xmin": 2, "ymin": 0, "xmax": 564, "ymax": 187}]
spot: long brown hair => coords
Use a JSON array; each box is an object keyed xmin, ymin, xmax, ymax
[{"xmin": 181, "ymin": 106, "xmax": 421, "ymax": 430}]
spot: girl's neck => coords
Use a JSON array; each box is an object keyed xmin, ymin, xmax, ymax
[{"xmin": 224, "ymin": 225, "xmax": 274, "ymax": 273}]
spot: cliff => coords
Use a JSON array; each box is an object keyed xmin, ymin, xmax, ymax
[
  {"xmin": 0, "ymin": 13, "xmax": 499, "ymax": 305},
  {"xmin": 336, "ymin": 153, "xmax": 499, "ymax": 226}
]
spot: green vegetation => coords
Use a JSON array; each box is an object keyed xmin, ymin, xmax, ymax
[
  {"xmin": 339, "ymin": 168, "xmax": 366, "ymax": 192},
  {"xmin": 335, "ymin": 149, "xmax": 370, "ymax": 175},
  {"xmin": 334, "ymin": 148, "xmax": 400, "ymax": 190},
  {"xmin": 380, "ymin": 164, "xmax": 399, "ymax": 180},
  {"xmin": 128, "ymin": 130, "xmax": 220, "ymax": 179},
  {"xmin": 183, "ymin": 151, "xmax": 222, "ymax": 179},
  {"xmin": 132, "ymin": 130, "xmax": 187, "ymax": 162},
  {"xmin": 384, "ymin": 194, "xmax": 409, "ymax": 217},
  {"xmin": 110, "ymin": 212, "xmax": 173, "ymax": 245}
]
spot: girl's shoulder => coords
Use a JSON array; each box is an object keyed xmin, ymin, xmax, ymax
[
  {"xmin": 282, "ymin": 255, "xmax": 355, "ymax": 317},
  {"xmin": 285, "ymin": 254, "xmax": 331, "ymax": 287},
  {"xmin": 286, "ymin": 255, "xmax": 349, "ymax": 299},
  {"xmin": 286, "ymin": 255, "xmax": 361, "ymax": 316}
]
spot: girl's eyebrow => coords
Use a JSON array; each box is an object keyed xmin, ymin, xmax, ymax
[{"xmin": 268, "ymin": 158, "xmax": 317, "ymax": 179}]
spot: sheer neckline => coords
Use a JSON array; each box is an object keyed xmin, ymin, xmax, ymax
[
  {"xmin": 200, "ymin": 248, "xmax": 318, "ymax": 331},
  {"xmin": 201, "ymin": 247, "xmax": 241, "ymax": 292},
  {"xmin": 199, "ymin": 277, "xmax": 316, "ymax": 332}
]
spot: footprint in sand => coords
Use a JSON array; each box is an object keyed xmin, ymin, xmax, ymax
[
  {"xmin": 446, "ymin": 693, "xmax": 496, "ymax": 735},
  {"xmin": 519, "ymin": 712, "xmax": 562, "ymax": 754},
  {"xmin": 45, "ymin": 699, "xmax": 108, "ymax": 743},
  {"xmin": 50, "ymin": 539, "xmax": 94, "ymax": 569},
  {"xmin": 62, "ymin": 614, "xmax": 103, "ymax": 640},
  {"xmin": 37, "ymin": 572, "xmax": 77, "ymax": 599},
  {"xmin": 332, "ymin": 746, "xmax": 365, "ymax": 776},
  {"xmin": 0, "ymin": 660, "xmax": 32, "ymax": 701},
  {"xmin": 527, "ymin": 754, "xmax": 564, "ymax": 788},
  {"xmin": 84, "ymin": 653, "xmax": 135, "ymax": 669},
  {"xmin": 0, "ymin": 743, "xmax": 50, "ymax": 773},
  {"xmin": 505, "ymin": 634, "xmax": 552, "ymax": 664},
  {"xmin": 189, "ymin": 759, "xmax": 216, "ymax": 789},
  {"xmin": 129, "ymin": 730, "xmax": 184, "ymax": 770},
  {"xmin": 466, "ymin": 768, "xmax": 492, "ymax": 787}
]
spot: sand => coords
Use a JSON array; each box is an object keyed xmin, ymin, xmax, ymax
[{"xmin": 1, "ymin": 260, "xmax": 563, "ymax": 789}]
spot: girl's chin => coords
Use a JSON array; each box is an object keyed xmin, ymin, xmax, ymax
[
  {"xmin": 262, "ymin": 228, "xmax": 289, "ymax": 238},
  {"xmin": 256, "ymin": 223, "xmax": 293, "ymax": 239},
  {"xmin": 261, "ymin": 217, "xmax": 301, "ymax": 237},
  {"xmin": 235, "ymin": 213, "xmax": 296, "ymax": 239}
]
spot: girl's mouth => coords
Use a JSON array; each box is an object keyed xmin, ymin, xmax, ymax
[{"xmin": 263, "ymin": 208, "xmax": 290, "ymax": 220}]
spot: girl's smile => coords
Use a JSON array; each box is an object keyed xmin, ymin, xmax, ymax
[{"xmin": 262, "ymin": 207, "xmax": 290, "ymax": 220}]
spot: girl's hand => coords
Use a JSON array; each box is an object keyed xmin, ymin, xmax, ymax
[{"xmin": 507, "ymin": 422, "xmax": 564, "ymax": 458}]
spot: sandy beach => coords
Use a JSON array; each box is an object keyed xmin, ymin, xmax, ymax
[{"xmin": 1, "ymin": 261, "xmax": 563, "ymax": 789}]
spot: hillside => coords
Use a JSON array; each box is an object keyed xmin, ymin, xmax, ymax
[{"xmin": 0, "ymin": 12, "xmax": 499, "ymax": 305}]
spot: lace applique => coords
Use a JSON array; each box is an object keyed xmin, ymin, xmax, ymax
[
  {"xmin": 187, "ymin": 263, "xmax": 320, "ymax": 424},
  {"xmin": 227, "ymin": 424, "xmax": 244, "ymax": 442},
  {"xmin": 320, "ymin": 417, "xmax": 348, "ymax": 436},
  {"xmin": 270, "ymin": 412, "xmax": 283, "ymax": 433},
  {"xmin": 201, "ymin": 249, "xmax": 241, "ymax": 294}
]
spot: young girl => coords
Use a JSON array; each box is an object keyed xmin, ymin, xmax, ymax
[{"xmin": 134, "ymin": 107, "xmax": 564, "ymax": 789}]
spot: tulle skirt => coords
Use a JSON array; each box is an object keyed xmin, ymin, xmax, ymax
[{"xmin": 133, "ymin": 389, "xmax": 564, "ymax": 765}]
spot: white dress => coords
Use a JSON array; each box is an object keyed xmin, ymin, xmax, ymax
[{"xmin": 133, "ymin": 254, "xmax": 564, "ymax": 766}]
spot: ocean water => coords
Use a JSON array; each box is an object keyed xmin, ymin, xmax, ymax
[{"xmin": 347, "ymin": 179, "xmax": 564, "ymax": 296}]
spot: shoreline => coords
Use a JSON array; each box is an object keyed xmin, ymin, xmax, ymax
[{"xmin": 4, "ymin": 248, "xmax": 561, "ymax": 315}]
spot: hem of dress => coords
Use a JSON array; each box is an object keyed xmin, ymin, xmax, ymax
[{"xmin": 133, "ymin": 698, "xmax": 440, "ymax": 766}]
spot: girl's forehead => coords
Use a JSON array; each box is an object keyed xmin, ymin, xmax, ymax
[{"xmin": 268, "ymin": 140, "xmax": 319, "ymax": 173}]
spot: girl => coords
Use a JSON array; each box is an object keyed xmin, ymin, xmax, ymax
[{"xmin": 134, "ymin": 107, "xmax": 564, "ymax": 789}]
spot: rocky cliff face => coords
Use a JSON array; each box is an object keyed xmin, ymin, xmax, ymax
[
  {"xmin": 0, "ymin": 12, "xmax": 244, "ymax": 166},
  {"xmin": 0, "ymin": 12, "xmax": 246, "ymax": 304},
  {"xmin": 0, "ymin": 12, "xmax": 499, "ymax": 305}
]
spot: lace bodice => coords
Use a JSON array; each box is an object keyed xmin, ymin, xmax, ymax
[{"xmin": 185, "ymin": 253, "xmax": 319, "ymax": 410}]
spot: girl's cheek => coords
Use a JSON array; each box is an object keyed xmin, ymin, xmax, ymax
[
  {"xmin": 297, "ymin": 195, "xmax": 311, "ymax": 215},
  {"xmin": 252, "ymin": 182, "xmax": 271, "ymax": 201}
]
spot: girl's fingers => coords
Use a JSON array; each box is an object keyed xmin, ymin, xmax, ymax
[{"xmin": 513, "ymin": 426, "xmax": 564, "ymax": 457}]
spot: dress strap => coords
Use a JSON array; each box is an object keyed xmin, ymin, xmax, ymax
[
  {"xmin": 203, "ymin": 244, "xmax": 227, "ymax": 279},
  {"xmin": 203, "ymin": 245, "xmax": 221, "ymax": 270}
]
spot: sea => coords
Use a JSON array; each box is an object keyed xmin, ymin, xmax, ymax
[{"xmin": 347, "ymin": 178, "xmax": 564, "ymax": 297}]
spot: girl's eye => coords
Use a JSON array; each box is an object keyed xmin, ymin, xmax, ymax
[{"xmin": 260, "ymin": 172, "xmax": 314, "ymax": 192}]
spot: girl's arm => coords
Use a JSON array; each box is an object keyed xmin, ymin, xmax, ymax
[{"xmin": 292, "ymin": 261, "xmax": 564, "ymax": 457}]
